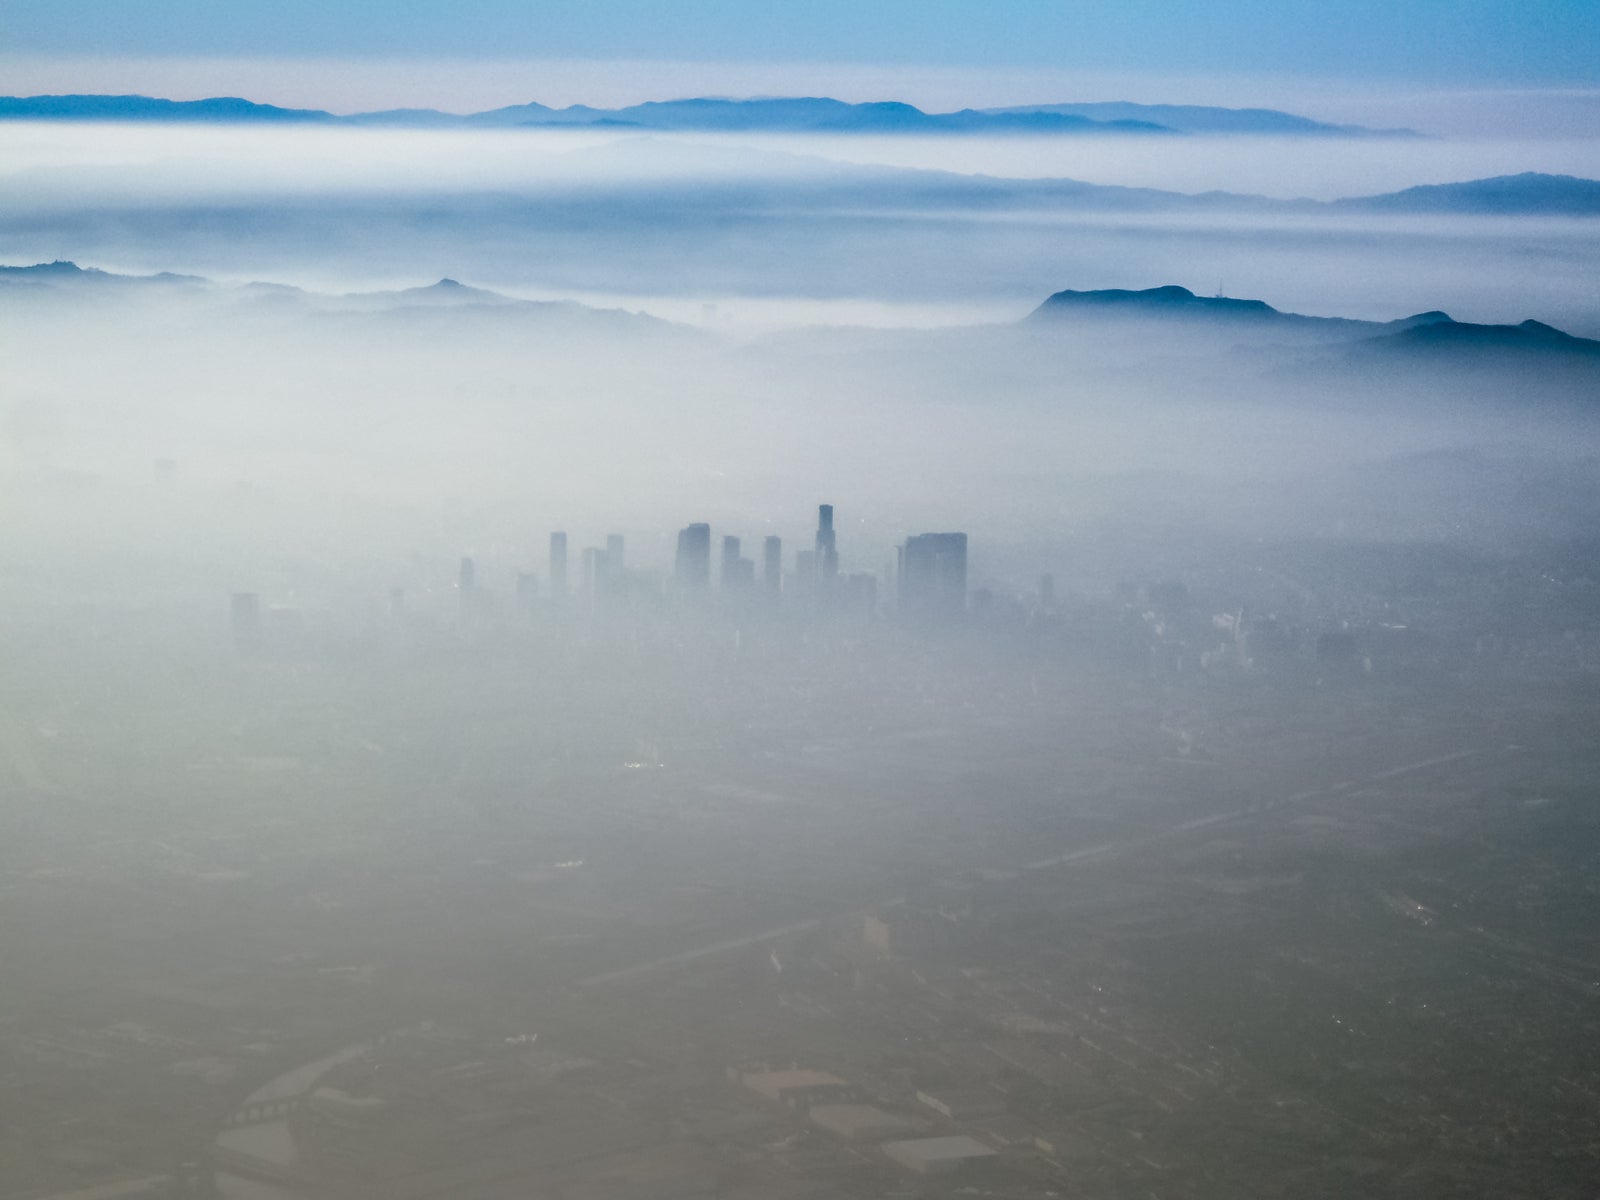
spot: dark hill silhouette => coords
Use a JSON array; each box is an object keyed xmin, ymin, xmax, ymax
[
  {"xmin": 1335, "ymin": 173, "xmax": 1600, "ymax": 217},
  {"xmin": 1362, "ymin": 318, "xmax": 1600, "ymax": 356},
  {"xmin": 0, "ymin": 92, "xmax": 1414, "ymax": 136},
  {"xmin": 7, "ymin": 263, "xmax": 1594, "ymax": 366},
  {"xmin": 544, "ymin": 98, "xmax": 1170, "ymax": 134},
  {"xmin": 1031, "ymin": 285, "xmax": 1452, "ymax": 337},
  {"xmin": 0, "ymin": 259, "xmax": 98, "ymax": 277},
  {"xmin": 0, "ymin": 92, "xmax": 1421, "ymax": 137},
  {"xmin": 0, "ymin": 259, "xmax": 203, "ymax": 287},
  {"xmin": 0, "ymin": 92, "xmax": 1167, "ymax": 134},
  {"xmin": 0, "ymin": 94, "xmax": 332, "ymax": 122},
  {"xmin": 1036, "ymin": 285, "xmax": 1278, "ymax": 318},
  {"xmin": 1030, "ymin": 285, "xmax": 1599, "ymax": 371},
  {"xmin": 388, "ymin": 278, "xmax": 519, "ymax": 306},
  {"xmin": 981, "ymin": 101, "xmax": 1413, "ymax": 137}
]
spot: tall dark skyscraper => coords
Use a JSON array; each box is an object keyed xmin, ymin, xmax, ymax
[
  {"xmin": 899, "ymin": 532, "xmax": 968, "ymax": 620},
  {"xmin": 549, "ymin": 532, "xmax": 568, "ymax": 600},
  {"xmin": 763, "ymin": 535, "xmax": 782, "ymax": 594},
  {"xmin": 676, "ymin": 523, "xmax": 712, "ymax": 592},
  {"xmin": 815, "ymin": 504, "xmax": 839, "ymax": 584},
  {"xmin": 458, "ymin": 556, "xmax": 476, "ymax": 591}
]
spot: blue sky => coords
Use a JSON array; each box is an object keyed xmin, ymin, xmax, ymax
[{"xmin": 2, "ymin": 0, "xmax": 1597, "ymax": 85}]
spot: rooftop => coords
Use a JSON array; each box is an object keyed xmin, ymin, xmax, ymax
[
  {"xmin": 882, "ymin": 1134, "xmax": 999, "ymax": 1172},
  {"xmin": 741, "ymin": 1068, "xmax": 849, "ymax": 1102}
]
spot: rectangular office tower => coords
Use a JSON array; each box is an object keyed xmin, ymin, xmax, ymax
[
  {"xmin": 549, "ymin": 532, "xmax": 568, "ymax": 599},
  {"xmin": 899, "ymin": 533, "xmax": 968, "ymax": 621},
  {"xmin": 763, "ymin": 536, "xmax": 782, "ymax": 594},
  {"xmin": 676, "ymin": 523, "xmax": 712, "ymax": 591}
]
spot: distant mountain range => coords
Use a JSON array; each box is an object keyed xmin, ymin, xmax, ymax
[
  {"xmin": 0, "ymin": 93, "xmax": 1416, "ymax": 137},
  {"xmin": 5, "ymin": 262, "xmax": 1594, "ymax": 365},
  {"xmin": 1035, "ymin": 284, "xmax": 1436, "ymax": 331},
  {"xmin": 1332, "ymin": 172, "xmax": 1600, "ymax": 216},
  {"xmin": 981, "ymin": 101, "xmax": 1407, "ymax": 136},
  {"xmin": 0, "ymin": 260, "xmax": 675, "ymax": 333},
  {"xmin": 974, "ymin": 171, "xmax": 1600, "ymax": 218},
  {"xmin": 1032, "ymin": 284, "xmax": 1600, "ymax": 357},
  {"xmin": 2, "ymin": 100, "xmax": 1584, "ymax": 218}
]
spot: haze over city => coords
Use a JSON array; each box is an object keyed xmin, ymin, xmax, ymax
[{"xmin": 2, "ymin": 3, "xmax": 1598, "ymax": 1199}]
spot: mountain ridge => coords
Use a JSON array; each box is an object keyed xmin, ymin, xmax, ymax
[
  {"xmin": 1032, "ymin": 283, "xmax": 1600, "ymax": 359},
  {"xmin": 980, "ymin": 101, "xmax": 1416, "ymax": 137},
  {"xmin": 1333, "ymin": 172, "xmax": 1600, "ymax": 216},
  {"xmin": 0, "ymin": 92, "xmax": 1406, "ymax": 137},
  {"xmin": 6, "ymin": 262, "xmax": 1594, "ymax": 360},
  {"xmin": 0, "ymin": 260, "xmax": 677, "ymax": 329}
]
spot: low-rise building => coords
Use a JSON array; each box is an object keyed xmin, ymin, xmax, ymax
[
  {"xmin": 882, "ymin": 1135, "xmax": 999, "ymax": 1175},
  {"xmin": 741, "ymin": 1068, "xmax": 854, "ymax": 1110}
]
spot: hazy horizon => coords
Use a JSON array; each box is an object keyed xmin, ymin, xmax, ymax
[
  {"xmin": 5, "ymin": 117, "xmax": 1598, "ymax": 336},
  {"xmin": 4, "ymin": 7, "xmax": 1600, "ymax": 1200}
]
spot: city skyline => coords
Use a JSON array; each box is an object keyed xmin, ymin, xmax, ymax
[{"xmin": 422, "ymin": 505, "xmax": 974, "ymax": 616}]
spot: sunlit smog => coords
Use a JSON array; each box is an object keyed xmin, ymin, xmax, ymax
[{"xmin": 2, "ymin": 42, "xmax": 1600, "ymax": 1200}]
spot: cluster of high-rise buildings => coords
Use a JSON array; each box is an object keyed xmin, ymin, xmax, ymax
[
  {"xmin": 667, "ymin": 505, "xmax": 873, "ymax": 604},
  {"xmin": 497, "ymin": 505, "xmax": 969, "ymax": 617},
  {"xmin": 533, "ymin": 505, "xmax": 967, "ymax": 617},
  {"xmin": 232, "ymin": 505, "xmax": 970, "ymax": 647},
  {"xmin": 619, "ymin": 504, "xmax": 965, "ymax": 620}
]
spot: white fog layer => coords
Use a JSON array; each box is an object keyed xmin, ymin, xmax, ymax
[
  {"xmin": 3, "ymin": 124, "xmax": 1599, "ymax": 333},
  {"xmin": 3, "ymin": 82, "xmax": 1600, "ymax": 1200}
]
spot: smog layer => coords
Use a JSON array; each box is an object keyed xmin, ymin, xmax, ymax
[{"xmin": 2, "ymin": 103, "xmax": 1599, "ymax": 1200}]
